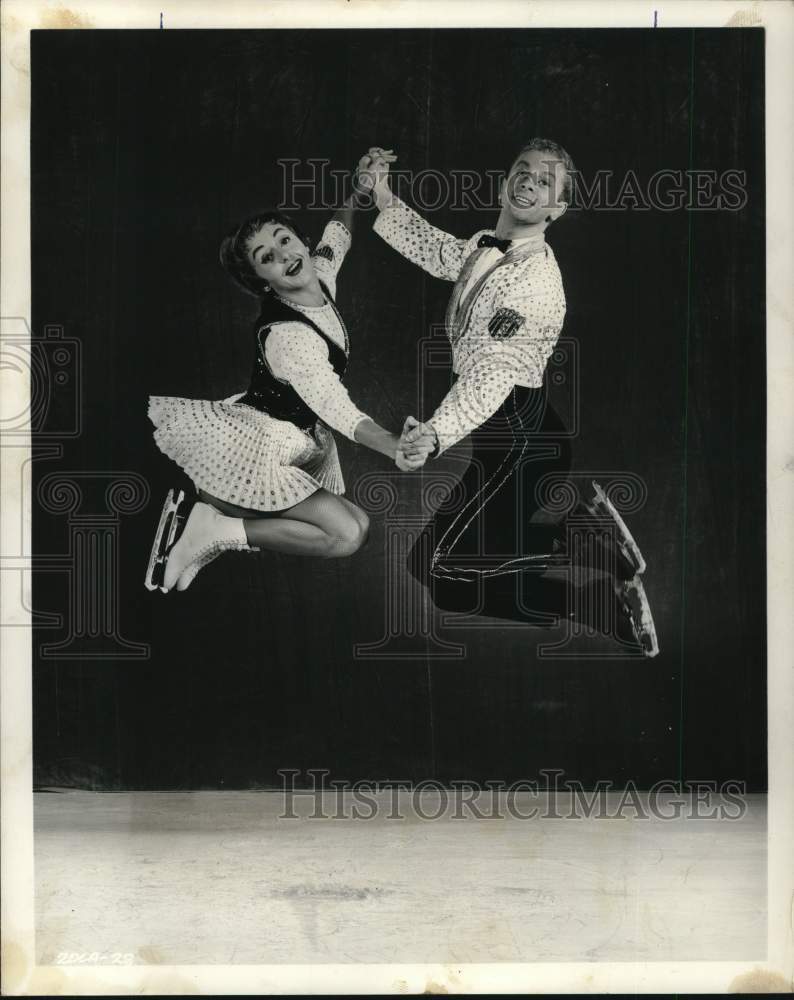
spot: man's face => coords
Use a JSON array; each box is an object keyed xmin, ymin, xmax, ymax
[{"xmin": 501, "ymin": 149, "xmax": 568, "ymax": 226}]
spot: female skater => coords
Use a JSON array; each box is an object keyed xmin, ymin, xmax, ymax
[{"xmin": 145, "ymin": 149, "xmax": 435, "ymax": 594}]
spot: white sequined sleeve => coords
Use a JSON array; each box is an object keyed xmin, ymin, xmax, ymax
[
  {"xmin": 311, "ymin": 220, "xmax": 352, "ymax": 299},
  {"xmin": 427, "ymin": 354, "xmax": 517, "ymax": 455},
  {"xmin": 428, "ymin": 284, "xmax": 565, "ymax": 455},
  {"xmin": 264, "ymin": 323, "xmax": 369, "ymax": 442},
  {"xmin": 373, "ymin": 195, "xmax": 470, "ymax": 281}
]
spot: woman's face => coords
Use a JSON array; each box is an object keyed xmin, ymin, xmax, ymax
[{"xmin": 247, "ymin": 222, "xmax": 315, "ymax": 296}]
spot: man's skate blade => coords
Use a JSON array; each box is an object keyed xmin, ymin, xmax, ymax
[
  {"xmin": 590, "ymin": 481, "xmax": 647, "ymax": 575},
  {"xmin": 144, "ymin": 488, "xmax": 186, "ymax": 592},
  {"xmin": 627, "ymin": 576, "xmax": 659, "ymax": 658},
  {"xmin": 637, "ymin": 616, "xmax": 660, "ymax": 658}
]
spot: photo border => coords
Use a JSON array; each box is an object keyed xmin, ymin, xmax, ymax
[{"xmin": 2, "ymin": 1, "xmax": 791, "ymax": 993}]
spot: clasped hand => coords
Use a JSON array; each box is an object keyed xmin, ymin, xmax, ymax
[
  {"xmin": 353, "ymin": 146, "xmax": 395, "ymax": 204},
  {"xmin": 395, "ymin": 416, "xmax": 437, "ymax": 471}
]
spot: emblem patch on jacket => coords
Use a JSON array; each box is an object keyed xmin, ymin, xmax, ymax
[
  {"xmin": 488, "ymin": 307, "xmax": 525, "ymax": 340},
  {"xmin": 312, "ymin": 244, "xmax": 334, "ymax": 263}
]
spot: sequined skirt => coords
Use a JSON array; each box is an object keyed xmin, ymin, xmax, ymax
[{"xmin": 148, "ymin": 394, "xmax": 344, "ymax": 511}]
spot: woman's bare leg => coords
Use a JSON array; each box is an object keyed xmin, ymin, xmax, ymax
[
  {"xmin": 163, "ymin": 487, "xmax": 369, "ymax": 592},
  {"xmin": 198, "ymin": 488, "xmax": 369, "ymax": 559}
]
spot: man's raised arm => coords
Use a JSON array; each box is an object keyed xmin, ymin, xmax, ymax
[{"xmin": 371, "ymin": 170, "xmax": 470, "ymax": 282}]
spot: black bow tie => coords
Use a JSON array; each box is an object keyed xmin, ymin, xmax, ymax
[{"xmin": 477, "ymin": 234, "xmax": 512, "ymax": 253}]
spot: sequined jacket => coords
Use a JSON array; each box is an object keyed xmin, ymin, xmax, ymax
[{"xmin": 374, "ymin": 195, "xmax": 567, "ymax": 454}]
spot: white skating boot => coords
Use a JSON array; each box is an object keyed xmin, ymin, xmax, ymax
[{"xmin": 160, "ymin": 499, "xmax": 254, "ymax": 593}]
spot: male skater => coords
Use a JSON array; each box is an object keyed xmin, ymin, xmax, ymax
[{"xmin": 369, "ymin": 140, "xmax": 658, "ymax": 656}]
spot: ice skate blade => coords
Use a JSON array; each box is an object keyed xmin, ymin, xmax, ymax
[
  {"xmin": 589, "ymin": 480, "xmax": 647, "ymax": 576},
  {"xmin": 621, "ymin": 575, "xmax": 659, "ymax": 658},
  {"xmin": 144, "ymin": 488, "xmax": 186, "ymax": 592}
]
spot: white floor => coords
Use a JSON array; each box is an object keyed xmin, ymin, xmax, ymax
[{"xmin": 34, "ymin": 790, "xmax": 766, "ymax": 965}]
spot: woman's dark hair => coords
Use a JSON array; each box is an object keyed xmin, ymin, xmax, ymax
[{"xmin": 219, "ymin": 210, "xmax": 311, "ymax": 297}]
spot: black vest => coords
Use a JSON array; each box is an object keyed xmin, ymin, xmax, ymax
[{"xmin": 236, "ymin": 283, "xmax": 349, "ymax": 431}]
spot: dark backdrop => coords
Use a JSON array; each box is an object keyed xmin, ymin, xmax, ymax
[{"xmin": 31, "ymin": 28, "xmax": 766, "ymax": 790}]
